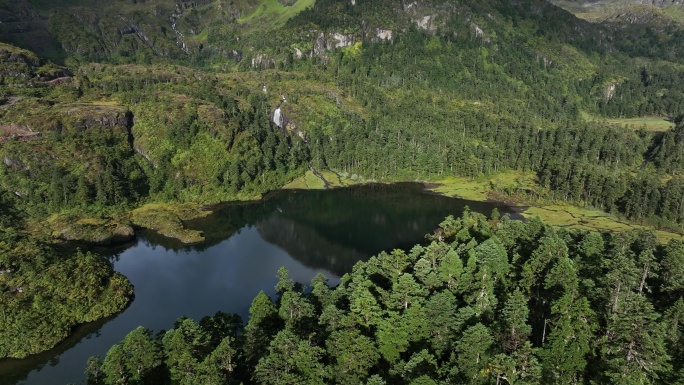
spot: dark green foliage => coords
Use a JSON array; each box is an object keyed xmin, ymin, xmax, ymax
[
  {"xmin": 598, "ymin": 64, "xmax": 684, "ymax": 119},
  {"xmin": 3, "ymin": 0, "xmax": 684, "ymax": 230},
  {"xmin": 0, "ymin": 224, "xmax": 133, "ymax": 358},
  {"xmin": 4, "ymin": 0, "xmax": 684, "ymax": 366},
  {"xmin": 90, "ymin": 213, "xmax": 684, "ymax": 384},
  {"xmin": 0, "ymin": 187, "xmax": 133, "ymax": 361},
  {"xmin": 0, "ymin": 65, "xmax": 309, "ymax": 214}
]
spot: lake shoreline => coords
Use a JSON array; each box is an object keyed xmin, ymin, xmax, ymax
[
  {"xmin": 34, "ymin": 170, "xmax": 683, "ymax": 247},
  {"xmin": 3, "ymin": 183, "xmax": 505, "ymax": 385}
]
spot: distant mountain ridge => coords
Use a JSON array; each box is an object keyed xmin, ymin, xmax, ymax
[
  {"xmin": 555, "ymin": 0, "xmax": 684, "ymax": 8},
  {"xmin": 0, "ymin": 0, "xmax": 682, "ymax": 67},
  {"xmin": 550, "ymin": 0, "xmax": 684, "ymax": 20},
  {"xmin": 0, "ymin": 0, "xmax": 604, "ymax": 64}
]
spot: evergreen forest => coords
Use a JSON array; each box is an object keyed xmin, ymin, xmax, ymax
[
  {"xmin": 87, "ymin": 211, "xmax": 684, "ymax": 385},
  {"xmin": 1, "ymin": 0, "xmax": 684, "ymax": 383}
]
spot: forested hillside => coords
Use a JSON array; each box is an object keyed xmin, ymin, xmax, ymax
[
  {"xmin": 87, "ymin": 211, "xmax": 684, "ymax": 385},
  {"xmin": 3, "ymin": 0, "xmax": 684, "ymax": 226},
  {"xmin": 2, "ymin": 0, "xmax": 684, "ymax": 363},
  {"xmin": 550, "ymin": 0, "xmax": 684, "ymax": 60},
  {"xmin": 0, "ymin": 199, "xmax": 132, "ymax": 358}
]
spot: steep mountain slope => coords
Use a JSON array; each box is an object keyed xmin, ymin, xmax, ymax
[
  {"xmin": 551, "ymin": 0, "xmax": 684, "ymax": 18},
  {"xmin": 0, "ymin": 0, "xmax": 683, "ymax": 221},
  {"xmin": 550, "ymin": 0, "xmax": 684, "ymax": 58},
  {"xmin": 0, "ymin": 0, "xmax": 321, "ymax": 64},
  {"xmin": 1, "ymin": 0, "xmax": 684, "ymax": 360},
  {"xmin": 1, "ymin": 0, "xmax": 608, "ymax": 64}
]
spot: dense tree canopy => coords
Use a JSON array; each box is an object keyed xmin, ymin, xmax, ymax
[
  {"xmin": 0, "ymin": 202, "xmax": 133, "ymax": 358},
  {"xmin": 1, "ymin": 0, "xmax": 684, "ymax": 364},
  {"xmin": 89, "ymin": 211, "xmax": 684, "ymax": 384}
]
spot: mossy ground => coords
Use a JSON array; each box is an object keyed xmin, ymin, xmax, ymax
[
  {"xmin": 29, "ymin": 203, "xmax": 216, "ymax": 245},
  {"xmin": 325, "ymin": 170, "xmax": 364, "ymax": 187},
  {"xmin": 428, "ymin": 171, "xmax": 683, "ymax": 243},
  {"xmin": 129, "ymin": 203, "xmax": 212, "ymax": 244},
  {"xmin": 522, "ymin": 205, "xmax": 682, "ymax": 243},
  {"xmin": 582, "ymin": 111, "xmax": 674, "ymax": 132},
  {"xmin": 282, "ymin": 170, "xmax": 327, "ymax": 189},
  {"xmin": 37, "ymin": 214, "xmax": 134, "ymax": 244},
  {"xmin": 282, "ymin": 169, "xmax": 362, "ymax": 189},
  {"xmin": 428, "ymin": 171, "xmax": 537, "ymax": 201},
  {"xmin": 238, "ymin": 0, "xmax": 315, "ymax": 26},
  {"xmin": 662, "ymin": 5, "xmax": 684, "ymax": 23}
]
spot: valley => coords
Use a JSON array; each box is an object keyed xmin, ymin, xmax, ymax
[{"xmin": 1, "ymin": 0, "xmax": 684, "ymax": 383}]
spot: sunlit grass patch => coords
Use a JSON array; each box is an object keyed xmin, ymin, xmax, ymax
[
  {"xmin": 323, "ymin": 170, "xmax": 362, "ymax": 187},
  {"xmin": 283, "ymin": 170, "xmax": 326, "ymax": 189},
  {"xmin": 428, "ymin": 171, "xmax": 682, "ymax": 243},
  {"xmin": 238, "ymin": 0, "xmax": 315, "ymax": 26},
  {"xmin": 36, "ymin": 214, "xmax": 135, "ymax": 244},
  {"xmin": 129, "ymin": 203, "xmax": 211, "ymax": 243},
  {"xmin": 574, "ymin": 12, "xmax": 607, "ymax": 21},
  {"xmin": 428, "ymin": 171, "xmax": 537, "ymax": 202},
  {"xmin": 282, "ymin": 169, "xmax": 361, "ymax": 190},
  {"xmin": 582, "ymin": 111, "xmax": 674, "ymax": 132},
  {"xmin": 523, "ymin": 205, "xmax": 633, "ymax": 230},
  {"xmin": 662, "ymin": 4, "xmax": 684, "ymax": 23},
  {"xmin": 428, "ymin": 177, "xmax": 490, "ymax": 201},
  {"xmin": 522, "ymin": 205, "xmax": 683, "ymax": 243}
]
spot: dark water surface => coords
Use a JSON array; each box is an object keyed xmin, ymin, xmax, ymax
[{"xmin": 0, "ymin": 183, "xmax": 519, "ymax": 385}]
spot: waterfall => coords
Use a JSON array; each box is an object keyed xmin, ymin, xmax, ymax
[{"xmin": 273, "ymin": 107, "xmax": 283, "ymax": 128}]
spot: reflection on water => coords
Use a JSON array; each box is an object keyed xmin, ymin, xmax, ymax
[
  {"xmin": 191, "ymin": 183, "xmax": 519, "ymax": 275},
  {"xmin": 0, "ymin": 183, "xmax": 518, "ymax": 385},
  {"xmin": 0, "ymin": 315, "xmax": 116, "ymax": 385}
]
